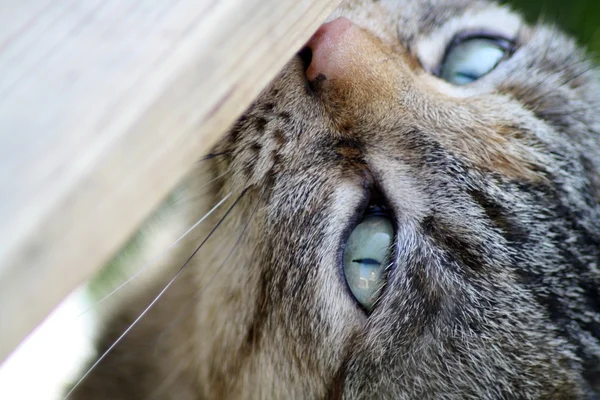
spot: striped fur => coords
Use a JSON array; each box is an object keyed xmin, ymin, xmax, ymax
[{"xmin": 71, "ymin": 0, "xmax": 600, "ymax": 398}]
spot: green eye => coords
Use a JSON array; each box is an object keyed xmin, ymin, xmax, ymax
[
  {"xmin": 439, "ymin": 36, "xmax": 513, "ymax": 85},
  {"xmin": 343, "ymin": 216, "xmax": 394, "ymax": 311}
]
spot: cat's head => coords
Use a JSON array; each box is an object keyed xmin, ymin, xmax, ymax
[{"xmin": 194, "ymin": 0, "xmax": 600, "ymax": 398}]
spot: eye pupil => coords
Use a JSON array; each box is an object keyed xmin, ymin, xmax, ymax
[
  {"xmin": 456, "ymin": 71, "xmax": 479, "ymax": 81},
  {"xmin": 438, "ymin": 35, "xmax": 513, "ymax": 85},
  {"xmin": 352, "ymin": 258, "xmax": 381, "ymax": 266}
]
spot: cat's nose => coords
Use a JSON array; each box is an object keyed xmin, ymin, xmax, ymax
[
  {"xmin": 303, "ymin": 17, "xmax": 355, "ymax": 82},
  {"xmin": 301, "ymin": 16, "xmax": 408, "ymax": 124},
  {"xmin": 302, "ymin": 16, "xmax": 403, "ymax": 91}
]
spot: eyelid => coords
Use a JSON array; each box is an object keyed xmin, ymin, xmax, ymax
[
  {"xmin": 433, "ymin": 31, "xmax": 516, "ymax": 78},
  {"xmin": 413, "ymin": 6, "xmax": 523, "ymax": 73}
]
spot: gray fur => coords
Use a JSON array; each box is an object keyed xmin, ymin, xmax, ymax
[{"xmin": 70, "ymin": 0, "xmax": 600, "ymax": 398}]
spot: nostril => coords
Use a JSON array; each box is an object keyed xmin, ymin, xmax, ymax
[
  {"xmin": 298, "ymin": 46, "xmax": 313, "ymax": 74},
  {"xmin": 301, "ymin": 18, "xmax": 355, "ymax": 83}
]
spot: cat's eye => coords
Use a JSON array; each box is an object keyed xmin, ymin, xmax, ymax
[
  {"xmin": 438, "ymin": 35, "xmax": 513, "ymax": 85},
  {"xmin": 343, "ymin": 215, "xmax": 394, "ymax": 311}
]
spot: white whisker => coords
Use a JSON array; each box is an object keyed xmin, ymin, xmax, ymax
[
  {"xmin": 65, "ymin": 190, "xmax": 247, "ymax": 399},
  {"xmin": 153, "ymin": 185, "xmax": 267, "ymax": 348},
  {"xmin": 64, "ymin": 265, "xmax": 186, "ymax": 399},
  {"xmin": 75, "ymin": 192, "xmax": 232, "ymax": 319}
]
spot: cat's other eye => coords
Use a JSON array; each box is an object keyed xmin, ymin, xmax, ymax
[
  {"xmin": 438, "ymin": 35, "xmax": 514, "ymax": 85},
  {"xmin": 342, "ymin": 215, "xmax": 394, "ymax": 312}
]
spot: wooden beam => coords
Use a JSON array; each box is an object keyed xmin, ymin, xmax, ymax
[{"xmin": 0, "ymin": 0, "xmax": 342, "ymax": 362}]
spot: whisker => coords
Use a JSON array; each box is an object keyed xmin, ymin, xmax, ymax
[
  {"xmin": 558, "ymin": 63, "xmax": 598, "ymax": 88},
  {"xmin": 200, "ymin": 185, "xmax": 267, "ymax": 292},
  {"xmin": 64, "ymin": 189, "xmax": 248, "ymax": 399},
  {"xmin": 154, "ymin": 184, "xmax": 268, "ymax": 349},
  {"xmin": 539, "ymin": 11, "xmax": 560, "ymax": 67},
  {"xmin": 166, "ymin": 168, "xmax": 232, "ymax": 208},
  {"xmin": 151, "ymin": 186, "xmax": 266, "ymax": 384},
  {"xmin": 520, "ymin": 60, "xmax": 598, "ymax": 108},
  {"xmin": 199, "ymin": 151, "xmax": 230, "ymax": 161},
  {"xmin": 76, "ymin": 192, "xmax": 233, "ymax": 318}
]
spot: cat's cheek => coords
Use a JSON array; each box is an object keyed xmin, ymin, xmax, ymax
[{"xmin": 416, "ymin": 72, "xmax": 481, "ymax": 99}]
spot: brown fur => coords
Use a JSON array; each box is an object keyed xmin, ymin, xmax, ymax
[{"xmin": 70, "ymin": 0, "xmax": 600, "ymax": 398}]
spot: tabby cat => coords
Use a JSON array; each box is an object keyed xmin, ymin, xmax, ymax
[{"xmin": 70, "ymin": 0, "xmax": 600, "ymax": 398}]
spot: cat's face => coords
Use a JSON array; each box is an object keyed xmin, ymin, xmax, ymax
[{"xmin": 194, "ymin": 0, "xmax": 600, "ymax": 398}]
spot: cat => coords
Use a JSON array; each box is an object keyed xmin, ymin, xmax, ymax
[{"xmin": 69, "ymin": 0, "xmax": 600, "ymax": 398}]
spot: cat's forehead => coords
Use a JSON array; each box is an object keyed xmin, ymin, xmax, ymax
[
  {"xmin": 380, "ymin": 0, "xmax": 492, "ymax": 30},
  {"xmin": 331, "ymin": 0, "xmax": 523, "ymax": 71},
  {"xmin": 333, "ymin": 0, "xmax": 515, "ymax": 31}
]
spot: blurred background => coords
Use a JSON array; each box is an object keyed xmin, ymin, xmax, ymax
[
  {"xmin": 0, "ymin": 0, "xmax": 599, "ymax": 399},
  {"xmin": 513, "ymin": 0, "xmax": 600, "ymax": 53}
]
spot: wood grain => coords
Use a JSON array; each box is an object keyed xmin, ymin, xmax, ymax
[{"xmin": 0, "ymin": 0, "xmax": 342, "ymax": 362}]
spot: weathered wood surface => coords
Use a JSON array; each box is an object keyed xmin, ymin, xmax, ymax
[{"xmin": 0, "ymin": 0, "xmax": 342, "ymax": 362}]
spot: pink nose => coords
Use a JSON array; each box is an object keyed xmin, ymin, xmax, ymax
[{"xmin": 304, "ymin": 17, "xmax": 355, "ymax": 82}]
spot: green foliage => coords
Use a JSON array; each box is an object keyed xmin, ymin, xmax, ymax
[
  {"xmin": 87, "ymin": 189, "xmax": 185, "ymax": 302},
  {"xmin": 506, "ymin": 0, "xmax": 600, "ymax": 53}
]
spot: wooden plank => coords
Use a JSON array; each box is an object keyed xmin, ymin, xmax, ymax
[{"xmin": 0, "ymin": 0, "xmax": 342, "ymax": 362}]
